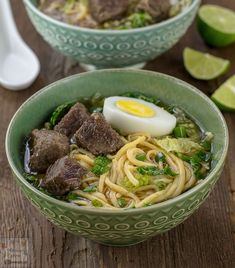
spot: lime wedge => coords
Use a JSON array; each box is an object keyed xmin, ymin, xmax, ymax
[
  {"xmin": 211, "ymin": 75, "xmax": 235, "ymax": 111},
  {"xmin": 198, "ymin": 5, "xmax": 235, "ymax": 47},
  {"xmin": 183, "ymin": 48, "xmax": 230, "ymax": 80}
]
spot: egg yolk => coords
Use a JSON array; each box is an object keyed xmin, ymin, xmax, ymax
[{"xmin": 116, "ymin": 100, "xmax": 155, "ymax": 118}]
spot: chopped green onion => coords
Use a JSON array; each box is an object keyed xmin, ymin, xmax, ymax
[
  {"xmin": 136, "ymin": 153, "xmax": 146, "ymax": 161},
  {"xmin": 194, "ymin": 169, "xmax": 206, "ymax": 180},
  {"xmin": 137, "ymin": 165, "xmax": 178, "ymax": 177},
  {"xmin": 121, "ymin": 175, "xmax": 149, "ymax": 191},
  {"xmin": 190, "ymin": 151, "xmax": 211, "ymax": 171},
  {"xmin": 128, "ymin": 12, "xmax": 153, "ymax": 28},
  {"xmin": 155, "ymin": 152, "xmax": 166, "ymax": 163},
  {"xmin": 137, "ymin": 166, "xmax": 163, "ymax": 176},
  {"xmin": 163, "ymin": 166, "xmax": 178, "ymax": 177},
  {"xmin": 83, "ymin": 185, "xmax": 97, "ymax": 193},
  {"xmin": 117, "ymin": 198, "xmax": 127, "ymax": 208},
  {"xmin": 201, "ymin": 140, "xmax": 211, "ymax": 151},
  {"xmin": 67, "ymin": 192, "xmax": 81, "ymax": 201},
  {"xmin": 26, "ymin": 174, "xmax": 38, "ymax": 183},
  {"xmin": 49, "ymin": 102, "xmax": 74, "ymax": 128},
  {"xmin": 175, "ymin": 152, "xmax": 191, "ymax": 162},
  {"xmin": 173, "ymin": 126, "xmax": 187, "ymax": 138},
  {"xmin": 201, "ymin": 132, "xmax": 213, "ymax": 151},
  {"xmin": 138, "ymin": 175, "xmax": 150, "ymax": 186},
  {"xmin": 91, "ymin": 156, "xmax": 111, "ymax": 176},
  {"xmin": 196, "ymin": 151, "xmax": 212, "ymax": 162},
  {"xmin": 156, "ymin": 181, "xmax": 168, "ymax": 190},
  {"xmin": 25, "ymin": 174, "xmax": 40, "ymax": 187},
  {"xmin": 190, "ymin": 154, "xmax": 201, "ymax": 171},
  {"xmin": 92, "ymin": 199, "xmax": 103, "ymax": 207}
]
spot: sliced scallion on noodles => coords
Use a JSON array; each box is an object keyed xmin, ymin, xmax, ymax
[
  {"xmin": 83, "ymin": 185, "xmax": 97, "ymax": 193},
  {"xmin": 92, "ymin": 199, "xmax": 103, "ymax": 207},
  {"xmin": 136, "ymin": 153, "xmax": 147, "ymax": 161},
  {"xmin": 155, "ymin": 152, "xmax": 166, "ymax": 163},
  {"xmin": 91, "ymin": 156, "xmax": 111, "ymax": 176},
  {"xmin": 117, "ymin": 198, "xmax": 127, "ymax": 208}
]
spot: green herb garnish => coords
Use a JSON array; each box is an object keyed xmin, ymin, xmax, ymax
[
  {"xmin": 174, "ymin": 126, "xmax": 187, "ymax": 138},
  {"xmin": 67, "ymin": 192, "xmax": 81, "ymax": 201},
  {"xmin": 121, "ymin": 175, "xmax": 150, "ymax": 191},
  {"xmin": 177, "ymin": 151, "xmax": 211, "ymax": 180},
  {"xmin": 156, "ymin": 181, "xmax": 168, "ymax": 191},
  {"xmin": 190, "ymin": 154, "xmax": 202, "ymax": 171},
  {"xmin": 136, "ymin": 153, "xmax": 146, "ymax": 161},
  {"xmin": 175, "ymin": 152, "xmax": 191, "ymax": 162},
  {"xmin": 25, "ymin": 174, "xmax": 40, "ymax": 187},
  {"xmin": 92, "ymin": 199, "xmax": 103, "ymax": 207},
  {"xmin": 127, "ymin": 12, "xmax": 153, "ymax": 28},
  {"xmin": 80, "ymin": 93, "xmax": 104, "ymax": 113},
  {"xmin": 201, "ymin": 132, "xmax": 213, "ymax": 151},
  {"xmin": 137, "ymin": 165, "xmax": 178, "ymax": 177},
  {"xmin": 83, "ymin": 185, "xmax": 97, "ymax": 193},
  {"xmin": 91, "ymin": 156, "xmax": 111, "ymax": 176},
  {"xmin": 137, "ymin": 166, "xmax": 163, "ymax": 176},
  {"xmin": 196, "ymin": 151, "xmax": 212, "ymax": 162},
  {"xmin": 164, "ymin": 166, "xmax": 178, "ymax": 177},
  {"xmin": 49, "ymin": 102, "xmax": 74, "ymax": 128},
  {"xmin": 194, "ymin": 169, "xmax": 206, "ymax": 180},
  {"xmin": 117, "ymin": 198, "xmax": 127, "ymax": 208},
  {"xmin": 190, "ymin": 151, "xmax": 211, "ymax": 170},
  {"xmin": 201, "ymin": 140, "xmax": 211, "ymax": 151},
  {"xmin": 155, "ymin": 152, "xmax": 166, "ymax": 163}
]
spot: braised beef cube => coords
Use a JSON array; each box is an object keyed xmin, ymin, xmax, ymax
[
  {"xmin": 30, "ymin": 129, "xmax": 70, "ymax": 173},
  {"xmin": 89, "ymin": 0, "xmax": 129, "ymax": 23},
  {"xmin": 42, "ymin": 156, "xmax": 87, "ymax": 196},
  {"xmin": 75, "ymin": 113, "xmax": 124, "ymax": 155},
  {"xmin": 137, "ymin": 0, "xmax": 171, "ymax": 21},
  {"xmin": 54, "ymin": 102, "xmax": 90, "ymax": 137}
]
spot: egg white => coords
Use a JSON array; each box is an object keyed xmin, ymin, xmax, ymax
[{"xmin": 103, "ymin": 97, "xmax": 177, "ymax": 137}]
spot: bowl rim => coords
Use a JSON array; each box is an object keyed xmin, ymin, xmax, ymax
[
  {"xmin": 5, "ymin": 69, "xmax": 229, "ymax": 215},
  {"xmin": 23, "ymin": 0, "xmax": 200, "ymax": 34}
]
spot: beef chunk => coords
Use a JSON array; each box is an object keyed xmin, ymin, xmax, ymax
[
  {"xmin": 89, "ymin": 0, "xmax": 129, "ymax": 23},
  {"xmin": 136, "ymin": 0, "xmax": 171, "ymax": 21},
  {"xmin": 54, "ymin": 102, "xmax": 90, "ymax": 137},
  {"xmin": 30, "ymin": 129, "xmax": 70, "ymax": 173},
  {"xmin": 75, "ymin": 113, "xmax": 124, "ymax": 155},
  {"xmin": 41, "ymin": 156, "xmax": 87, "ymax": 196}
]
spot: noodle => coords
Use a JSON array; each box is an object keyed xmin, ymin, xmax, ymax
[{"xmin": 70, "ymin": 133, "xmax": 198, "ymax": 209}]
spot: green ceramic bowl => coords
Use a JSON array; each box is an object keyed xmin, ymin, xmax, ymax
[
  {"xmin": 6, "ymin": 70, "xmax": 228, "ymax": 246},
  {"xmin": 23, "ymin": 0, "xmax": 200, "ymax": 70}
]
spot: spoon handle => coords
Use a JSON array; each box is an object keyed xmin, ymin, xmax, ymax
[
  {"xmin": 0, "ymin": 0, "xmax": 40, "ymax": 91},
  {"xmin": 0, "ymin": 0, "xmax": 22, "ymax": 43}
]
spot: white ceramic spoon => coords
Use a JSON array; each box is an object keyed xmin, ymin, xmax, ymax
[{"xmin": 0, "ymin": 0, "xmax": 40, "ymax": 90}]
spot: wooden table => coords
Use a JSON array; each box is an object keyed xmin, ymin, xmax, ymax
[{"xmin": 1, "ymin": 0, "xmax": 235, "ymax": 267}]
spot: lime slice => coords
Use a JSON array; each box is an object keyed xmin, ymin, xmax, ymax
[
  {"xmin": 211, "ymin": 75, "xmax": 235, "ymax": 111},
  {"xmin": 198, "ymin": 5, "xmax": 235, "ymax": 47},
  {"xmin": 183, "ymin": 48, "xmax": 230, "ymax": 80}
]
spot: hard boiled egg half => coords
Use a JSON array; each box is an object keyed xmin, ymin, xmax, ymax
[{"xmin": 103, "ymin": 97, "xmax": 176, "ymax": 137}]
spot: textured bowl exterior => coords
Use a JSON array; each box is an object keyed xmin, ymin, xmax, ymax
[
  {"xmin": 15, "ymin": 169, "xmax": 222, "ymax": 246},
  {"xmin": 6, "ymin": 70, "xmax": 228, "ymax": 246},
  {"xmin": 23, "ymin": 0, "xmax": 200, "ymax": 68}
]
